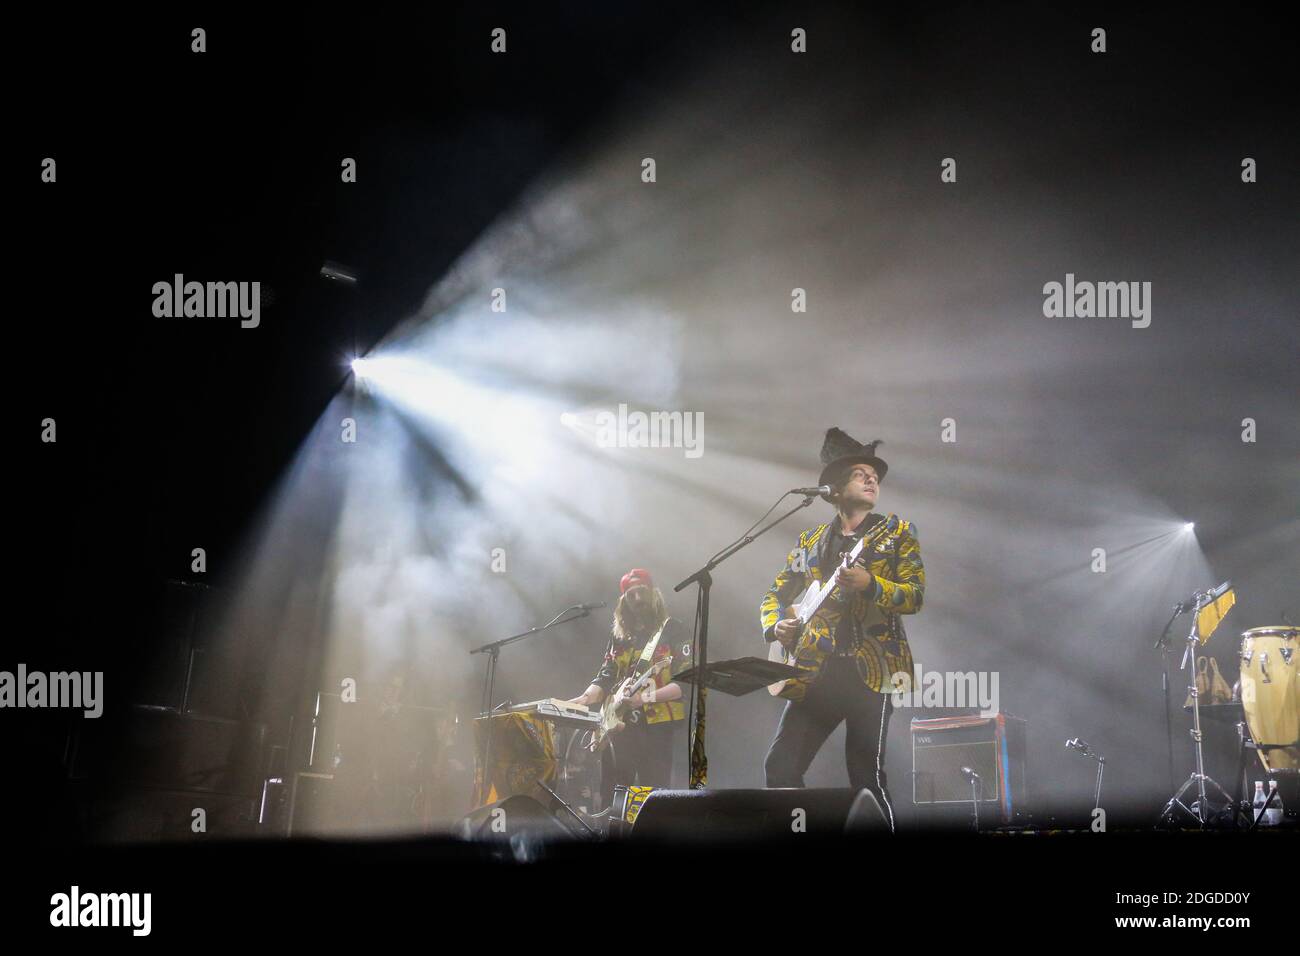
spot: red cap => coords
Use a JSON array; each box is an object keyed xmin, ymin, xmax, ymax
[{"xmin": 620, "ymin": 568, "xmax": 653, "ymax": 594}]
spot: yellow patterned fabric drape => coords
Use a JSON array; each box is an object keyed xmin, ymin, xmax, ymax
[{"xmin": 471, "ymin": 712, "xmax": 557, "ymax": 809}]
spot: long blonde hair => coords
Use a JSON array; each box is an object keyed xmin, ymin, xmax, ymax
[{"xmin": 612, "ymin": 586, "xmax": 668, "ymax": 643}]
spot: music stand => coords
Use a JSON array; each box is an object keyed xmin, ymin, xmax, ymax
[
  {"xmin": 672, "ymin": 657, "xmax": 804, "ymax": 697},
  {"xmin": 675, "ymin": 492, "xmax": 819, "ymax": 788}
]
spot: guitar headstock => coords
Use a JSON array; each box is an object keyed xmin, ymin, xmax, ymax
[{"xmin": 852, "ymin": 514, "xmax": 900, "ymax": 563}]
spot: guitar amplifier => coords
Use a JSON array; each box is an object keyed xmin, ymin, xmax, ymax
[{"xmin": 911, "ymin": 713, "xmax": 1027, "ymax": 825}]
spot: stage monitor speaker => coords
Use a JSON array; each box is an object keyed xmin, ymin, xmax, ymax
[
  {"xmin": 911, "ymin": 713, "xmax": 1027, "ymax": 825},
  {"xmin": 455, "ymin": 794, "xmax": 579, "ymax": 841},
  {"xmin": 844, "ymin": 789, "xmax": 892, "ymax": 832},
  {"xmin": 630, "ymin": 787, "xmax": 864, "ymax": 840}
]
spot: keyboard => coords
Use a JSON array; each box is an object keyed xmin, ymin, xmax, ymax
[{"xmin": 506, "ymin": 698, "xmax": 601, "ymax": 727}]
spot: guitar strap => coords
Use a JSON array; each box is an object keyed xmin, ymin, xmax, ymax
[
  {"xmin": 636, "ymin": 617, "xmax": 670, "ymax": 669},
  {"xmin": 816, "ymin": 512, "xmax": 887, "ymax": 570}
]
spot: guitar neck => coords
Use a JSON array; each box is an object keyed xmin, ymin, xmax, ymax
[
  {"xmin": 798, "ymin": 516, "xmax": 894, "ymax": 622},
  {"xmin": 629, "ymin": 659, "xmax": 670, "ymax": 693},
  {"xmin": 609, "ymin": 661, "xmax": 670, "ymax": 711}
]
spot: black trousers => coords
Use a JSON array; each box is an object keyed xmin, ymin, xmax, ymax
[
  {"xmin": 602, "ymin": 711, "xmax": 679, "ymax": 794},
  {"xmin": 764, "ymin": 656, "xmax": 895, "ymax": 830}
]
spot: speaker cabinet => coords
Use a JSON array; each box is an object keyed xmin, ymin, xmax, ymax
[
  {"xmin": 630, "ymin": 787, "xmax": 861, "ymax": 839},
  {"xmin": 70, "ymin": 706, "xmax": 266, "ymax": 795},
  {"xmin": 910, "ymin": 713, "xmax": 1026, "ymax": 825},
  {"xmin": 286, "ymin": 772, "xmax": 335, "ymax": 836}
]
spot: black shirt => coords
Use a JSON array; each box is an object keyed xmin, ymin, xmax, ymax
[{"xmin": 819, "ymin": 514, "xmax": 885, "ymax": 655}]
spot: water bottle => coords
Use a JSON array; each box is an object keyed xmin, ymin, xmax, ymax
[
  {"xmin": 1252, "ymin": 781, "xmax": 1268, "ymax": 825},
  {"xmin": 1265, "ymin": 780, "xmax": 1284, "ymax": 827}
]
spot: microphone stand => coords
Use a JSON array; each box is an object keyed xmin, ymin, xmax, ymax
[
  {"xmin": 1094, "ymin": 755, "xmax": 1106, "ymax": 809},
  {"xmin": 1157, "ymin": 587, "xmax": 1234, "ymax": 827},
  {"xmin": 674, "ymin": 492, "xmax": 819, "ymax": 789},
  {"xmin": 468, "ymin": 605, "xmax": 593, "ymax": 806},
  {"xmin": 1152, "ymin": 606, "xmax": 1184, "ymax": 796},
  {"xmin": 961, "ymin": 770, "xmax": 981, "ymax": 831},
  {"xmin": 1066, "ymin": 739, "xmax": 1107, "ymax": 811}
]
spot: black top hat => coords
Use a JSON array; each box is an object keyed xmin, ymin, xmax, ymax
[{"xmin": 818, "ymin": 428, "xmax": 888, "ymax": 494}]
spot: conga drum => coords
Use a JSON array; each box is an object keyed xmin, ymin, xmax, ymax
[{"xmin": 1239, "ymin": 626, "xmax": 1299, "ymax": 772}]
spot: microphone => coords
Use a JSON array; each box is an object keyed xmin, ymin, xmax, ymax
[
  {"xmin": 959, "ymin": 766, "xmax": 982, "ymax": 831},
  {"xmin": 791, "ymin": 485, "xmax": 831, "ymax": 497},
  {"xmin": 576, "ymin": 601, "xmax": 607, "ymax": 611},
  {"xmin": 1173, "ymin": 579, "xmax": 1232, "ymax": 613}
]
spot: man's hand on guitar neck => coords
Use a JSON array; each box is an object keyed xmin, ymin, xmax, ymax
[
  {"xmin": 615, "ymin": 675, "xmax": 684, "ymax": 710},
  {"xmin": 614, "ymin": 677, "xmax": 641, "ymax": 710}
]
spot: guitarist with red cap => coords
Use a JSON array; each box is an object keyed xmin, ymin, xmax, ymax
[{"xmin": 568, "ymin": 569, "xmax": 689, "ymax": 793}]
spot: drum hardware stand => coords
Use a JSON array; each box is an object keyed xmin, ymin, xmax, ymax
[
  {"xmin": 1066, "ymin": 738, "xmax": 1106, "ymax": 809},
  {"xmin": 1232, "ymin": 721, "xmax": 1258, "ymax": 831},
  {"xmin": 1153, "ymin": 607, "xmax": 1182, "ymax": 796},
  {"xmin": 1156, "ymin": 584, "xmax": 1234, "ymax": 828}
]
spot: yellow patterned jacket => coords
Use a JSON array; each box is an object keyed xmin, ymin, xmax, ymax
[
  {"xmin": 591, "ymin": 618, "xmax": 689, "ymax": 725},
  {"xmin": 759, "ymin": 513, "xmax": 924, "ymax": 700}
]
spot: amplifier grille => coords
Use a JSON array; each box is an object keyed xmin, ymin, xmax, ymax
[{"xmin": 910, "ymin": 715, "xmax": 1027, "ymax": 823}]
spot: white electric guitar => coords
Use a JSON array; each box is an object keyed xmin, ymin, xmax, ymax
[
  {"xmin": 766, "ymin": 516, "xmax": 896, "ymax": 695},
  {"xmin": 588, "ymin": 656, "xmax": 674, "ymax": 753}
]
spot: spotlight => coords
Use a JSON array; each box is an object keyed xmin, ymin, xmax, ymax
[
  {"xmin": 1184, "ymin": 522, "xmax": 1195, "ymax": 532},
  {"xmin": 320, "ymin": 260, "xmax": 359, "ymax": 287},
  {"xmin": 351, "ymin": 357, "xmax": 371, "ymax": 379},
  {"xmin": 559, "ymin": 412, "xmax": 577, "ymax": 428}
]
